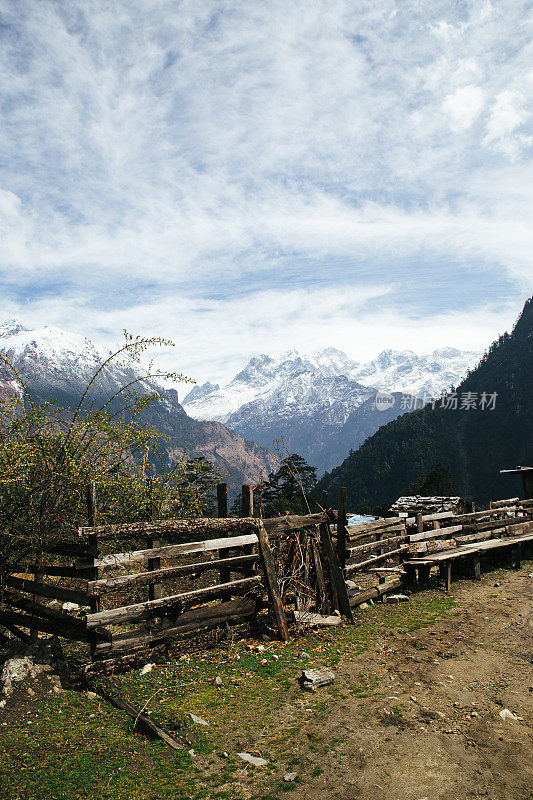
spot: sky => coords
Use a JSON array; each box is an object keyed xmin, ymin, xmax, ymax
[{"xmin": 0, "ymin": 0, "xmax": 532, "ymax": 386}]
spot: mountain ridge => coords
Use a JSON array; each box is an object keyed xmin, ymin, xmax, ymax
[{"xmin": 183, "ymin": 346, "xmax": 480, "ymax": 422}]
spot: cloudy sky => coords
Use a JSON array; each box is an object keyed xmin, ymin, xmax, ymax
[{"xmin": 0, "ymin": 0, "xmax": 532, "ymax": 385}]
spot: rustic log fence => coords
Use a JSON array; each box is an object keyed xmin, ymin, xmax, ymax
[
  {"xmin": 1, "ymin": 484, "xmax": 533, "ymax": 674},
  {"xmin": 401, "ymin": 496, "xmax": 533, "ymax": 590},
  {"xmin": 326, "ymin": 488, "xmax": 533, "ymax": 604},
  {"xmin": 0, "ymin": 483, "xmax": 349, "ymax": 672}
]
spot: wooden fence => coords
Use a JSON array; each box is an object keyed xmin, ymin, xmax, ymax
[
  {"xmin": 325, "ymin": 489, "xmax": 533, "ymax": 605},
  {"xmin": 0, "ymin": 483, "xmax": 351, "ymax": 673},
  {"xmin": 401, "ymin": 497, "xmax": 533, "ymax": 590},
  {"xmin": 1, "ymin": 484, "xmax": 533, "ymax": 673}
]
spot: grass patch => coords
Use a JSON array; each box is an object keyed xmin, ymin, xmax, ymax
[{"xmin": 0, "ymin": 592, "xmax": 456, "ymax": 800}]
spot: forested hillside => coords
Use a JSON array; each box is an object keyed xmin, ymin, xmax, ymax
[{"xmin": 317, "ymin": 298, "xmax": 533, "ymax": 511}]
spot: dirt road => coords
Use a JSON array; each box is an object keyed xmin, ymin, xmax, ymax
[{"xmin": 277, "ymin": 565, "xmax": 533, "ymax": 800}]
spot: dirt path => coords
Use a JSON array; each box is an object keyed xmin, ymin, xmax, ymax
[{"xmin": 271, "ymin": 565, "xmax": 533, "ymax": 800}]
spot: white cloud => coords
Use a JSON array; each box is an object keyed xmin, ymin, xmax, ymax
[
  {"xmin": 484, "ymin": 90, "xmax": 532, "ymax": 158},
  {"xmin": 443, "ymin": 85, "xmax": 485, "ymax": 131},
  {"xmin": 0, "ymin": 0, "xmax": 531, "ymax": 377},
  {"xmin": 0, "ymin": 189, "xmax": 35, "ymax": 266}
]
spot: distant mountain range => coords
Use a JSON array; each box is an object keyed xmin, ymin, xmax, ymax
[
  {"xmin": 0, "ymin": 320, "xmax": 277, "ymax": 496},
  {"xmin": 0, "ymin": 319, "xmax": 486, "ymax": 496},
  {"xmin": 317, "ymin": 297, "xmax": 533, "ymax": 510},
  {"xmin": 183, "ymin": 347, "xmax": 481, "ymax": 474}
]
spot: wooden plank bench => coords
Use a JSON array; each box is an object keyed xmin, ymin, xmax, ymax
[{"xmin": 404, "ymin": 532, "xmax": 533, "ymax": 591}]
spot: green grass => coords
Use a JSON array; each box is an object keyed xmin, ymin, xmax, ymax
[{"xmin": 0, "ymin": 593, "xmax": 456, "ymax": 800}]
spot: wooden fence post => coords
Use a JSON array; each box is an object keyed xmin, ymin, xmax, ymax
[
  {"xmin": 444, "ymin": 561, "xmax": 452, "ymax": 592},
  {"xmin": 86, "ymin": 482, "xmax": 99, "ymax": 659},
  {"xmin": 337, "ymin": 487, "xmax": 347, "ymax": 568},
  {"xmin": 416, "ymin": 512, "xmax": 424, "ymax": 534},
  {"xmin": 319, "ymin": 521, "xmax": 353, "ymax": 622},
  {"xmin": 146, "ymin": 479, "xmax": 161, "ymax": 602},
  {"xmin": 217, "ymin": 483, "xmax": 231, "ymax": 584},
  {"xmin": 311, "ymin": 537, "xmax": 328, "ymax": 613},
  {"xmin": 241, "ymin": 485, "xmax": 255, "ymax": 577},
  {"xmin": 217, "ymin": 483, "xmax": 229, "ymax": 517},
  {"xmin": 522, "ymin": 472, "xmax": 533, "ymax": 500},
  {"xmin": 242, "ymin": 484, "xmax": 253, "ymax": 518},
  {"xmin": 30, "ymin": 567, "xmax": 42, "ymax": 643},
  {"xmin": 257, "ymin": 523, "xmax": 289, "ymax": 642},
  {"xmin": 514, "ymin": 543, "xmax": 522, "ymax": 570},
  {"xmin": 473, "ymin": 554, "xmax": 481, "ymax": 581}
]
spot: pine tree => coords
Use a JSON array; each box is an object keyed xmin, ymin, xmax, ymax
[{"xmin": 262, "ymin": 454, "xmax": 317, "ymax": 516}]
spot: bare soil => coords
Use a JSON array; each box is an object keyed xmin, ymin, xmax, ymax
[{"xmin": 261, "ymin": 565, "xmax": 533, "ymax": 800}]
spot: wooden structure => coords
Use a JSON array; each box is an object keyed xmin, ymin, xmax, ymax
[
  {"xmin": 318, "ymin": 487, "xmax": 409, "ymax": 608},
  {"xmin": 331, "ymin": 488, "xmax": 533, "ymax": 600},
  {"xmin": 402, "ymin": 497, "xmax": 533, "ymax": 591},
  {"xmin": 259, "ymin": 495, "xmax": 353, "ymax": 624},
  {"xmin": 0, "ymin": 484, "xmax": 352, "ymax": 672},
  {"xmin": 342, "ymin": 515, "xmax": 407, "ymax": 605},
  {"xmin": 2, "ymin": 482, "xmax": 533, "ymax": 673},
  {"xmin": 500, "ymin": 466, "xmax": 533, "ymax": 500},
  {"xmin": 390, "ymin": 495, "xmax": 467, "ymax": 515}
]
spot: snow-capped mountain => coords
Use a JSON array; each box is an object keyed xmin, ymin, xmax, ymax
[
  {"xmin": 183, "ymin": 346, "xmax": 480, "ymax": 422},
  {"xmin": 350, "ymin": 347, "xmax": 478, "ymax": 398},
  {"xmin": 182, "ymin": 348, "xmax": 362, "ymax": 423},
  {"xmin": 1, "ymin": 319, "xmax": 480, "ymax": 482},
  {"xmin": 0, "ymin": 320, "xmax": 277, "ymax": 494},
  {"xmin": 182, "ymin": 346, "xmax": 481, "ymax": 474},
  {"xmin": 0, "ymin": 319, "xmax": 160, "ymax": 401}
]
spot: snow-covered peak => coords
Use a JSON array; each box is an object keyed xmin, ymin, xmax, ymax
[
  {"xmin": 182, "ymin": 345, "xmax": 481, "ymax": 421},
  {"xmin": 183, "ymin": 348, "xmax": 362, "ymax": 422},
  {"xmin": 350, "ymin": 347, "xmax": 480, "ymax": 397},
  {"xmin": 0, "ymin": 319, "xmax": 164, "ymax": 400},
  {"xmin": 230, "ymin": 348, "xmax": 359, "ymax": 388},
  {"xmin": 183, "ymin": 381, "xmax": 220, "ymax": 404},
  {"xmin": 432, "ymin": 347, "xmax": 463, "ymax": 359},
  {"xmin": 0, "ymin": 319, "xmax": 107, "ymax": 368},
  {"xmin": 312, "ymin": 347, "xmax": 360, "ymax": 374},
  {"xmin": 0, "ymin": 319, "xmax": 31, "ymax": 338}
]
